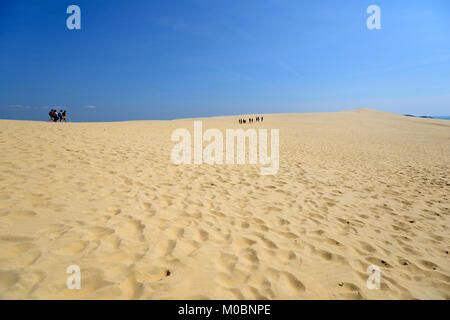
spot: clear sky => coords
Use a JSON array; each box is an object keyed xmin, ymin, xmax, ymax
[{"xmin": 1, "ymin": 0, "xmax": 449, "ymax": 121}]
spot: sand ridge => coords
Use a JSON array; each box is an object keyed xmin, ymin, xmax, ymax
[{"xmin": 0, "ymin": 109, "xmax": 449, "ymax": 299}]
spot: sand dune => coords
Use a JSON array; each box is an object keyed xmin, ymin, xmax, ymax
[{"xmin": 0, "ymin": 108, "xmax": 449, "ymax": 299}]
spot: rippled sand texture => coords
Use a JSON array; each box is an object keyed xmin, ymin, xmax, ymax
[{"xmin": 0, "ymin": 108, "xmax": 449, "ymax": 299}]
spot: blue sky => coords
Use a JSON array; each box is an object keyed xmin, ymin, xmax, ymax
[{"xmin": 0, "ymin": 0, "xmax": 449, "ymax": 121}]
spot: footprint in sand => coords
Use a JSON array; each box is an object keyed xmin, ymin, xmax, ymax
[
  {"xmin": 358, "ymin": 241, "xmax": 377, "ymax": 254},
  {"xmin": 194, "ymin": 229, "xmax": 209, "ymax": 242},
  {"xmin": 54, "ymin": 241, "xmax": 89, "ymax": 255},
  {"xmin": 216, "ymin": 269, "xmax": 249, "ymax": 288},
  {"xmin": 337, "ymin": 282, "xmax": 364, "ymax": 300},
  {"xmin": 233, "ymin": 236, "xmax": 257, "ymax": 249},
  {"xmin": 154, "ymin": 239, "xmax": 176, "ymax": 257},
  {"xmin": 419, "ymin": 260, "xmax": 439, "ymax": 270},
  {"xmin": 0, "ymin": 270, "xmax": 19, "ymax": 293},
  {"xmin": 240, "ymin": 248, "xmax": 259, "ymax": 265},
  {"xmin": 0, "ymin": 242, "xmax": 33, "ymax": 257},
  {"xmin": 11, "ymin": 210, "xmax": 37, "ymax": 218},
  {"xmin": 280, "ymin": 272, "xmax": 306, "ymax": 295},
  {"xmin": 216, "ymin": 252, "xmax": 238, "ymax": 273}
]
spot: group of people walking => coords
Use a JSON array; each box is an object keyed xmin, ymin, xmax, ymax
[
  {"xmin": 49, "ymin": 109, "xmax": 67, "ymax": 122},
  {"xmin": 238, "ymin": 116, "xmax": 263, "ymax": 124}
]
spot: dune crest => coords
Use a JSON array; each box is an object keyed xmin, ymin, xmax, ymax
[{"xmin": 0, "ymin": 110, "xmax": 449, "ymax": 299}]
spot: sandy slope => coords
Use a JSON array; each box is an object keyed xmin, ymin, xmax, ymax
[{"xmin": 0, "ymin": 108, "xmax": 449, "ymax": 299}]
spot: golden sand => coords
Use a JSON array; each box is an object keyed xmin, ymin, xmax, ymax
[{"xmin": 0, "ymin": 108, "xmax": 449, "ymax": 299}]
